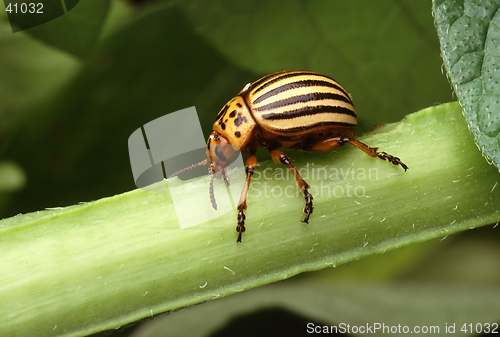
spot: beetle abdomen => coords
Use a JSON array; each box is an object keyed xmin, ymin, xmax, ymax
[{"xmin": 242, "ymin": 71, "xmax": 357, "ymax": 136}]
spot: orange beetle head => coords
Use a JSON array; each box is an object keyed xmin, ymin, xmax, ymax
[{"xmin": 207, "ymin": 131, "xmax": 239, "ymax": 177}]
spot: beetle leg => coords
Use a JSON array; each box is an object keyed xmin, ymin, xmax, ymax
[
  {"xmin": 309, "ymin": 137, "xmax": 408, "ymax": 171},
  {"xmin": 236, "ymin": 154, "xmax": 257, "ymax": 242},
  {"xmin": 308, "ymin": 137, "xmax": 343, "ymax": 152},
  {"xmin": 270, "ymin": 150, "xmax": 313, "ymax": 224},
  {"xmin": 342, "ymin": 138, "xmax": 408, "ymax": 171}
]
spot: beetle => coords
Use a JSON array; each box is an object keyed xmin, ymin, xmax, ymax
[{"xmin": 170, "ymin": 71, "xmax": 408, "ymax": 242}]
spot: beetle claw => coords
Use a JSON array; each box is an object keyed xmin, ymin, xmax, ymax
[
  {"xmin": 302, "ymin": 190, "xmax": 314, "ymax": 224},
  {"xmin": 236, "ymin": 210, "xmax": 246, "ymax": 242},
  {"xmin": 378, "ymin": 152, "xmax": 408, "ymax": 172}
]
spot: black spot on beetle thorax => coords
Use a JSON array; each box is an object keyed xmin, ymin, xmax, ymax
[{"xmin": 234, "ymin": 113, "xmax": 248, "ymax": 127}]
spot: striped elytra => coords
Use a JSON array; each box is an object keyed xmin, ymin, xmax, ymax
[
  {"xmin": 246, "ymin": 71, "xmax": 357, "ymax": 136},
  {"xmin": 170, "ymin": 71, "xmax": 408, "ymax": 243}
]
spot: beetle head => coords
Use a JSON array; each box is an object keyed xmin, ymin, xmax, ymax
[
  {"xmin": 205, "ymin": 131, "xmax": 240, "ymax": 210},
  {"xmin": 207, "ymin": 131, "xmax": 240, "ymax": 176}
]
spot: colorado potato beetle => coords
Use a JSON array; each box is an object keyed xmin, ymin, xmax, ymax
[{"xmin": 170, "ymin": 71, "xmax": 408, "ymax": 242}]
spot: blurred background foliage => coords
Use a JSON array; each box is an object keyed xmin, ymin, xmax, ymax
[{"xmin": 0, "ymin": 0, "xmax": 499, "ymax": 336}]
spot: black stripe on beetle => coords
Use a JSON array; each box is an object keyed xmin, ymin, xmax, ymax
[
  {"xmin": 253, "ymin": 92, "xmax": 353, "ymax": 111},
  {"xmin": 216, "ymin": 104, "xmax": 229, "ymax": 121},
  {"xmin": 250, "ymin": 71, "xmax": 323, "ymax": 95},
  {"xmin": 260, "ymin": 105, "xmax": 357, "ymax": 119},
  {"xmin": 244, "ymin": 72, "xmax": 284, "ymax": 93},
  {"xmin": 272, "ymin": 121, "xmax": 358, "ymax": 133},
  {"xmin": 253, "ymin": 79, "xmax": 351, "ymax": 105}
]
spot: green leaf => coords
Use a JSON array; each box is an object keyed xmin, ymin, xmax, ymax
[
  {"xmin": 130, "ymin": 280, "xmax": 500, "ymax": 337},
  {"xmin": 25, "ymin": 0, "xmax": 110, "ymax": 58},
  {"xmin": 1, "ymin": 102, "xmax": 499, "ymax": 336},
  {"xmin": 433, "ymin": 0, "xmax": 500, "ymax": 170},
  {"xmin": 0, "ymin": 19, "xmax": 80, "ymax": 145}
]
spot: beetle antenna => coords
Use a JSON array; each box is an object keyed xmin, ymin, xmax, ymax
[
  {"xmin": 209, "ymin": 171, "xmax": 217, "ymax": 210},
  {"xmin": 168, "ymin": 159, "xmax": 208, "ymax": 179}
]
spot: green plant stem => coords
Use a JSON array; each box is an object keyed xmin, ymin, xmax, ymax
[{"xmin": 1, "ymin": 102, "xmax": 499, "ymax": 336}]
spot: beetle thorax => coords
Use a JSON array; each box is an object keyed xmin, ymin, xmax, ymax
[{"xmin": 212, "ymin": 96, "xmax": 256, "ymax": 150}]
